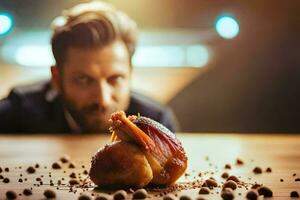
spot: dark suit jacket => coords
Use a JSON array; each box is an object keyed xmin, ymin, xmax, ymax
[{"xmin": 0, "ymin": 81, "xmax": 178, "ymax": 133}]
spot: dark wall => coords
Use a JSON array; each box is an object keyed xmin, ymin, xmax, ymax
[{"xmin": 169, "ymin": 1, "xmax": 300, "ymax": 132}]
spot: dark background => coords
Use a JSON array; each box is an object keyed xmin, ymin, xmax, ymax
[{"xmin": 169, "ymin": 1, "xmax": 300, "ymax": 132}]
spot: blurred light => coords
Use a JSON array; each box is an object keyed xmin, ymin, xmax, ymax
[
  {"xmin": 215, "ymin": 15, "xmax": 239, "ymax": 39},
  {"xmin": 133, "ymin": 45, "xmax": 209, "ymax": 68},
  {"xmin": 0, "ymin": 12, "xmax": 14, "ymax": 37},
  {"xmin": 1, "ymin": 30, "xmax": 209, "ymax": 68},
  {"xmin": 133, "ymin": 46, "xmax": 184, "ymax": 67},
  {"xmin": 15, "ymin": 45, "xmax": 54, "ymax": 67},
  {"xmin": 1, "ymin": 31, "xmax": 53, "ymax": 67},
  {"xmin": 186, "ymin": 45, "xmax": 209, "ymax": 67}
]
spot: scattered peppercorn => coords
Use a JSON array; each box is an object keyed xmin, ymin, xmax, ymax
[
  {"xmin": 23, "ymin": 188, "xmax": 32, "ymax": 196},
  {"xmin": 163, "ymin": 194, "xmax": 177, "ymax": 200},
  {"xmin": 69, "ymin": 179, "xmax": 80, "ymax": 185},
  {"xmin": 199, "ymin": 187, "xmax": 210, "ymax": 194},
  {"xmin": 78, "ymin": 194, "xmax": 91, "ymax": 200},
  {"xmin": 69, "ymin": 163, "xmax": 76, "ymax": 168},
  {"xmin": 179, "ymin": 195, "xmax": 192, "ymax": 200},
  {"xmin": 6, "ymin": 191, "xmax": 17, "ymax": 199},
  {"xmin": 221, "ymin": 172, "xmax": 229, "ymax": 179},
  {"xmin": 3, "ymin": 177, "xmax": 10, "ymax": 183},
  {"xmin": 221, "ymin": 188, "xmax": 234, "ymax": 200},
  {"xmin": 253, "ymin": 167, "xmax": 262, "ymax": 174},
  {"xmin": 133, "ymin": 189, "xmax": 148, "ymax": 199},
  {"xmin": 94, "ymin": 194, "xmax": 110, "ymax": 200},
  {"xmin": 251, "ymin": 183, "xmax": 261, "ymax": 189},
  {"xmin": 246, "ymin": 189, "xmax": 259, "ymax": 200},
  {"xmin": 60, "ymin": 155, "xmax": 70, "ymax": 163},
  {"xmin": 44, "ymin": 189, "xmax": 56, "ymax": 199},
  {"xmin": 223, "ymin": 180, "xmax": 237, "ymax": 190},
  {"xmin": 205, "ymin": 178, "xmax": 218, "ymax": 188},
  {"xmin": 113, "ymin": 190, "xmax": 127, "ymax": 200},
  {"xmin": 257, "ymin": 186, "xmax": 273, "ymax": 197},
  {"xmin": 27, "ymin": 166, "xmax": 36, "ymax": 174},
  {"xmin": 69, "ymin": 172, "xmax": 77, "ymax": 178},
  {"xmin": 224, "ymin": 164, "xmax": 231, "ymax": 169},
  {"xmin": 195, "ymin": 197, "xmax": 206, "ymax": 200},
  {"xmin": 52, "ymin": 162, "xmax": 61, "ymax": 169},
  {"xmin": 266, "ymin": 167, "xmax": 272, "ymax": 172},
  {"xmin": 236, "ymin": 158, "xmax": 244, "ymax": 165},
  {"xmin": 290, "ymin": 191, "xmax": 299, "ymax": 198},
  {"xmin": 226, "ymin": 175, "xmax": 239, "ymax": 183}
]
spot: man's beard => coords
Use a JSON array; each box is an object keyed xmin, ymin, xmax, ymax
[
  {"xmin": 57, "ymin": 78, "xmax": 130, "ymax": 133},
  {"xmin": 62, "ymin": 95, "xmax": 114, "ymax": 133}
]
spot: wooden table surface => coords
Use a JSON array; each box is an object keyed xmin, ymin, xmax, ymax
[{"xmin": 0, "ymin": 133, "xmax": 299, "ymax": 200}]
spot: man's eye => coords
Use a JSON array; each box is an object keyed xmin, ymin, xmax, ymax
[
  {"xmin": 74, "ymin": 76, "xmax": 94, "ymax": 85},
  {"xmin": 108, "ymin": 75, "xmax": 124, "ymax": 85}
]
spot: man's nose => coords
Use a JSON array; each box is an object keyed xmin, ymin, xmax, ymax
[{"xmin": 95, "ymin": 80, "xmax": 112, "ymax": 108}]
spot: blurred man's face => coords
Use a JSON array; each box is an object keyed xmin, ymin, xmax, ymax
[{"xmin": 52, "ymin": 40, "xmax": 131, "ymax": 133}]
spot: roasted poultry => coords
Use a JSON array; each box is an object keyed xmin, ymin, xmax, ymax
[{"xmin": 89, "ymin": 111, "xmax": 188, "ymax": 188}]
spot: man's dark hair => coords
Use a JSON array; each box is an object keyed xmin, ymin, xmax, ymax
[{"xmin": 51, "ymin": 1, "xmax": 137, "ymax": 67}]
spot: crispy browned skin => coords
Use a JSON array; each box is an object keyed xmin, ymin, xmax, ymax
[
  {"xmin": 89, "ymin": 111, "xmax": 188, "ymax": 188},
  {"xmin": 89, "ymin": 141, "xmax": 153, "ymax": 188}
]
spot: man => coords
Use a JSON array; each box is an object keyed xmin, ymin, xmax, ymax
[{"xmin": 0, "ymin": 1, "xmax": 178, "ymax": 133}]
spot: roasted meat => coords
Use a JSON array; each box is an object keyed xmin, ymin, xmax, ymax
[{"xmin": 89, "ymin": 111, "xmax": 188, "ymax": 188}]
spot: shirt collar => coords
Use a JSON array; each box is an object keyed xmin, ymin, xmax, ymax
[
  {"xmin": 64, "ymin": 109, "xmax": 82, "ymax": 134},
  {"xmin": 45, "ymin": 85, "xmax": 82, "ymax": 133}
]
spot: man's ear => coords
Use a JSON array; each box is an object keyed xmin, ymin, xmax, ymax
[{"xmin": 51, "ymin": 65, "xmax": 61, "ymax": 92}]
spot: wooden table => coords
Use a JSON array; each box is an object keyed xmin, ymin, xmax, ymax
[{"xmin": 0, "ymin": 134, "xmax": 299, "ymax": 200}]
